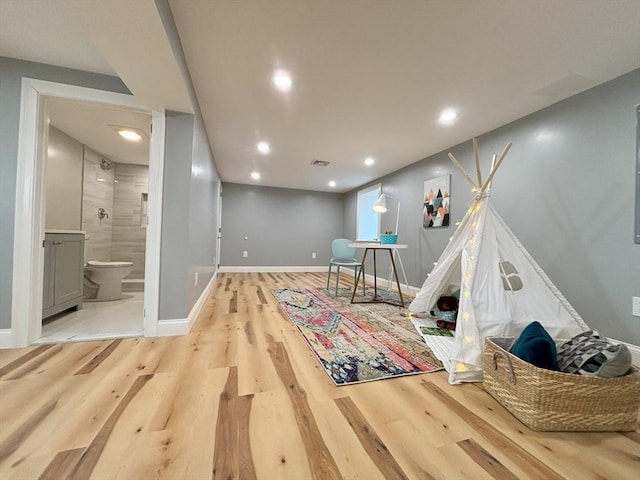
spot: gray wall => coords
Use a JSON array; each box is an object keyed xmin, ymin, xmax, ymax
[
  {"xmin": 220, "ymin": 183, "xmax": 344, "ymax": 267},
  {"xmin": 159, "ymin": 112, "xmax": 193, "ymax": 319},
  {"xmin": 159, "ymin": 112, "xmax": 220, "ymax": 320},
  {"xmin": 345, "ymin": 69, "xmax": 640, "ymax": 345},
  {"xmin": 187, "ymin": 115, "xmax": 220, "ymax": 308},
  {"xmin": 44, "ymin": 126, "xmax": 84, "ymax": 230},
  {"xmin": 0, "ymin": 56, "xmax": 130, "ymax": 330},
  {"xmin": 154, "ymin": 0, "xmax": 221, "ymax": 320}
]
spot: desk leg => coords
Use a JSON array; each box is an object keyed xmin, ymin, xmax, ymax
[
  {"xmin": 372, "ymin": 249, "xmax": 377, "ymax": 298},
  {"xmin": 351, "ymin": 248, "xmax": 370, "ymax": 303},
  {"xmin": 388, "ymin": 249, "xmax": 404, "ymax": 307},
  {"xmin": 387, "ymin": 249, "xmax": 408, "ymax": 292}
]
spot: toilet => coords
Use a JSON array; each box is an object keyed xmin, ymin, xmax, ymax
[{"xmin": 83, "ymin": 261, "xmax": 133, "ymax": 301}]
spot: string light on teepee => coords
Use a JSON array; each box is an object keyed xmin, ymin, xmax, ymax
[{"xmin": 410, "ymin": 138, "xmax": 517, "ymax": 383}]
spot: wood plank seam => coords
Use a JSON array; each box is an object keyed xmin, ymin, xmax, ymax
[
  {"xmin": 420, "ymin": 380, "xmax": 564, "ymax": 480},
  {"xmin": 0, "ymin": 345, "xmax": 55, "ymax": 379},
  {"xmin": 334, "ymin": 396, "xmax": 410, "ymax": 480},
  {"xmin": 0, "ymin": 399, "xmax": 58, "ymax": 462},
  {"xmin": 64, "ymin": 374, "xmax": 154, "ymax": 480},
  {"xmin": 73, "ymin": 339, "xmax": 122, "ymax": 375},
  {"xmin": 266, "ymin": 334, "xmax": 343, "ymax": 480}
]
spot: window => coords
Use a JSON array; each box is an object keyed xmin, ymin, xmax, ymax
[{"xmin": 357, "ymin": 183, "xmax": 381, "ymax": 241}]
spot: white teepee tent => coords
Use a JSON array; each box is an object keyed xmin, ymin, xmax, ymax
[{"xmin": 409, "ymin": 140, "xmax": 589, "ymax": 384}]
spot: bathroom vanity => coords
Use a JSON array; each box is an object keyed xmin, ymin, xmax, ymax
[{"xmin": 43, "ymin": 231, "xmax": 85, "ymax": 319}]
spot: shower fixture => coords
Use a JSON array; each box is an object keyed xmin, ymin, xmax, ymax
[
  {"xmin": 100, "ymin": 158, "xmax": 114, "ymax": 170},
  {"xmin": 98, "ymin": 208, "xmax": 109, "ymax": 220}
]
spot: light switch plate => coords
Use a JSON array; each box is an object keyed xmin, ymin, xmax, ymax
[{"xmin": 633, "ymin": 297, "xmax": 640, "ymax": 317}]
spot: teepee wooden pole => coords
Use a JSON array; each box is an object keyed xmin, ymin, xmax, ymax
[
  {"xmin": 473, "ymin": 138, "xmax": 482, "ymax": 186},
  {"xmin": 448, "ymin": 152, "xmax": 477, "ymax": 189},
  {"xmin": 486, "ymin": 154, "xmax": 497, "ymax": 190},
  {"xmin": 481, "ymin": 142, "xmax": 512, "ymax": 193}
]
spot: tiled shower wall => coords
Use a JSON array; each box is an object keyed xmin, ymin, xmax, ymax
[
  {"xmin": 112, "ymin": 163, "xmax": 148, "ymax": 280},
  {"xmin": 82, "ymin": 147, "xmax": 114, "ymax": 262}
]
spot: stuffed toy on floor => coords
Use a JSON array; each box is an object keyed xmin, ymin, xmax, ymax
[{"xmin": 430, "ymin": 295, "xmax": 459, "ymax": 330}]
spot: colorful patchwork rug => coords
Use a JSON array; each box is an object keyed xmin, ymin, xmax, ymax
[{"xmin": 272, "ymin": 288, "xmax": 443, "ymax": 385}]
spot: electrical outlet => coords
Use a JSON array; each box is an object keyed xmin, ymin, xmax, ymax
[
  {"xmin": 633, "ymin": 297, "xmax": 640, "ymax": 317},
  {"xmin": 243, "ymin": 251, "xmax": 248, "ymax": 258},
  {"xmin": 195, "ymin": 272, "xmax": 198, "ymax": 286},
  {"xmin": 312, "ymin": 252, "xmax": 316, "ymax": 259}
]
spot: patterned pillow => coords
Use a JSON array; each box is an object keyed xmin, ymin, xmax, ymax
[{"xmin": 557, "ymin": 330, "xmax": 632, "ymax": 377}]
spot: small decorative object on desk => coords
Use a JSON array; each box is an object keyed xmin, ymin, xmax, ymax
[{"xmin": 380, "ymin": 231, "xmax": 398, "ymax": 244}]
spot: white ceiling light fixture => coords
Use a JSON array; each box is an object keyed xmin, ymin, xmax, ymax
[
  {"xmin": 328, "ymin": 180, "xmax": 336, "ymax": 188},
  {"xmin": 438, "ymin": 108, "xmax": 458, "ymax": 125},
  {"xmin": 118, "ymin": 129, "xmax": 143, "ymax": 141},
  {"xmin": 272, "ymin": 69, "xmax": 293, "ymax": 92},
  {"xmin": 364, "ymin": 157, "xmax": 375, "ymax": 166},
  {"xmin": 256, "ymin": 141, "xmax": 271, "ymax": 154},
  {"xmin": 250, "ymin": 171, "xmax": 261, "ymax": 180},
  {"xmin": 110, "ymin": 124, "xmax": 146, "ymax": 142}
]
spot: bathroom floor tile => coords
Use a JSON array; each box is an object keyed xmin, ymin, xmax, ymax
[{"xmin": 39, "ymin": 292, "xmax": 144, "ymax": 343}]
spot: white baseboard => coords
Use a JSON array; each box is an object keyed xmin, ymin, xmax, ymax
[
  {"xmin": 354, "ymin": 269, "xmax": 420, "ymax": 297},
  {"xmin": 156, "ymin": 272, "xmax": 217, "ymax": 337},
  {"xmin": 218, "ymin": 266, "xmax": 328, "ymax": 273},
  {"xmin": 611, "ymin": 338, "xmax": 640, "ymax": 367},
  {"xmin": 156, "ymin": 318, "xmax": 189, "ymax": 337},
  {"xmin": 187, "ymin": 272, "xmax": 216, "ymax": 331},
  {"xmin": 0, "ymin": 329, "xmax": 14, "ymax": 349},
  {"xmin": 217, "ymin": 266, "xmax": 420, "ymax": 295}
]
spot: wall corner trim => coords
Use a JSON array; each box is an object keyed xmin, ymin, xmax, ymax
[
  {"xmin": 0, "ymin": 329, "xmax": 14, "ymax": 349},
  {"xmin": 156, "ymin": 271, "xmax": 217, "ymax": 337}
]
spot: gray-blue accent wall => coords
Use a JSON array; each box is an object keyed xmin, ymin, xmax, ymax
[{"xmin": 344, "ymin": 69, "xmax": 640, "ymax": 344}]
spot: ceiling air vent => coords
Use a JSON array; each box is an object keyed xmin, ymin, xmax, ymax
[{"xmin": 310, "ymin": 159, "xmax": 330, "ymax": 167}]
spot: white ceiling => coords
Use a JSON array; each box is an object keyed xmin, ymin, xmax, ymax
[
  {"xmin": 2, "ymin": 0, "xmax": 640, "ymax": 192},
  {"xmin": 46, "ymin": 98, "xmax": 151, "ymax": 166}
]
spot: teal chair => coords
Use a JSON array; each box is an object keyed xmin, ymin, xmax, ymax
[{"xmin": 327, "ymin": 239, "xmax": 365, "ymax": 296}]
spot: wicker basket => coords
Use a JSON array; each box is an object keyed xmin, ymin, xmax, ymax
[{"xmin": 483, "ymin": 337, "xmax": 640, "ymax": 431}]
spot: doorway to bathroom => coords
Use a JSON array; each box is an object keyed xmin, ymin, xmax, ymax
[
  {"xmin": 12, "ymin": 79, "xmax": 165, "ymax": 346},
  {"xmin": 39, "ymin": 98, "xmax": 151, "ymax": 342}
]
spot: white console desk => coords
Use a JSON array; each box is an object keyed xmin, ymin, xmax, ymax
[{"xmin": 349, "ymin": 242, "xmax": 408, "ymax": 307}]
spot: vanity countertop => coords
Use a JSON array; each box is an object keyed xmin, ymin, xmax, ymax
[{"xmin": 44, "ymin": 229, "xmax": 86, "ymax": 235}]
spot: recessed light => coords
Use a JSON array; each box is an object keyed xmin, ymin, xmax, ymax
[
  {"xmin": 250, "ymin": 171, "xmax": 261, "ymax": 180},
  {"xmin": 117, "ymin": 129, "xmax": 143, "ymax": 141},
  {"xmin": 328, "ymin": 180, "xmax": 336, "ymax": 188},
  {"xmin": 438, "ymin": 108, "xmax": 458, "ymax": 125},
  {"xmin": 257, "ymin": 141, "xmax": 271, "ymax": 154},
  {"xmin": 272, "ymin": 69, "xmax": 293, "ymax": 92},
  {"xmin": 110, "ymin": 125, "xmax": 146, "ymax": 141},
  {"xmin": 364, "ymin": 157, "xmax": 375, "ymax": 166}
]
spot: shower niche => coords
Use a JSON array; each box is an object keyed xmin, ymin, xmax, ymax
[{"xmin": 140, "ymin": 193, "xmax": 148, "ymax": 227}]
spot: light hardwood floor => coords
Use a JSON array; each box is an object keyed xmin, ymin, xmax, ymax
[{"xmin": 0, "ymin": 272, "xmax": 637, "ymax": 480}]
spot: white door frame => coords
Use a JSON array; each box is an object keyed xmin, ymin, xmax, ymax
[{"xmin": 12, "ymin": 78, "xmax": 165, "ymax": 347}]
